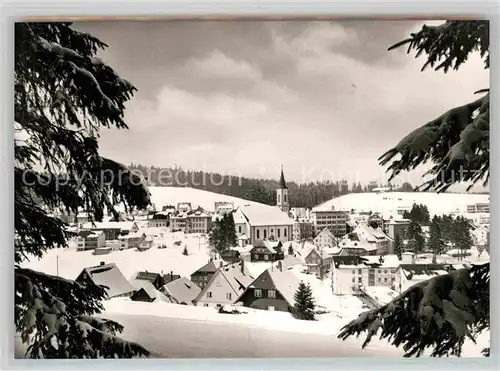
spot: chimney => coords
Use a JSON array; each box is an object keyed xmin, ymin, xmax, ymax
[
  {"xmin": 100, "ymin": 261, "xmax": 105, "ymax": 266},
  {"xmin": 171, "ymin": 271, "xmax": 174, "ymax": 282}
]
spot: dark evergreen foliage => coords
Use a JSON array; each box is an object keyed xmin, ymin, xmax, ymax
[
  {"xmin": 428, "ymin": 216, "xmax": 445, "ymax": 262},
  {"xmin": 182, "ymin": 246, "xmax": 189, "ymax": 256},
  {"xmin": 393, "ymin": 232, "xmax": 403, "ymax": 261},
  {"xmin": 208, "ymin": 213, "xmax": 237, "ymax": 254},
  {"xmin": 293, "ymin": 282, "xmax": 316, "ymax": 321},
  {"xmin": 15, "ymin": 22, "xmax": 150, "ymax": 358},
  {"xmin": 339, "ymin": 20, "xmax": 490, "ymax": 357}
]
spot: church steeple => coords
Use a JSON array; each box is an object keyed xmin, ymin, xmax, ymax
[
  {"xmin": 276, "ymin": 165, "xmax": 289, "ymax": 213},
  {"xmin": 279, "ymin": 165, "xmax": 288, "ymax": 189}
]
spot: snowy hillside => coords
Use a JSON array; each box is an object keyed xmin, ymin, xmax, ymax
[
  {"xmin": 148, "ymin": 186, "xmax": 265, "ymax": 211},
  {"xmin": 313, "ymin": 191, "xmax": 489, "ymax": 217}
]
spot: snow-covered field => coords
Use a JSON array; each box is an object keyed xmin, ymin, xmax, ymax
[
  {"xmin": 313, "ymin": 191, "xmax": 489, "ymax": 218},
  {"xmin": 148, "ymin": 186, "xmax": 264, "ymax": 211}
]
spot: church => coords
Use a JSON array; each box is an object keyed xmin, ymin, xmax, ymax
[{"xmin": 232, "ymin": 166, "xmax": 294, "ymax": 246}]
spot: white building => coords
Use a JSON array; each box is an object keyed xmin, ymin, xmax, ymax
[
  {"xmin": 215, "ymin": 202, "xmax": 235, "ymax": 214},
  {"xmin": 394, "ymin": 264, "xmax": 451, "ymax": 294},
  {"xmin": 313, "ymin": 227, "xmax": 337, "ymax": 250},
  {"xmin": 76, "ymin": 231, "xmax": 105, "ymax": 251},
  {"xmin": 331, "ymin": 255, "xmax": 400, "ymax": 295},
  {"xmin": 148, "ymin": 212, "xmax": 169, "ymax": 228},
  {"xmin": 340, "ymin": 223, "xmax": 392, "ymax": 255},
  {"xmin": 290, "ymin": 207, "xmax": 311, "ymax": 221},
  {"xmin": 170, "ymin": 207, "xmax": 212, "ymax": 234},
  {"xmin": 310, "ymin": 209, "xmax": 348, "ymax": 237},
  {"xmin": 194, "ymin": 261, "xmax": 254, "ymax": 308}
]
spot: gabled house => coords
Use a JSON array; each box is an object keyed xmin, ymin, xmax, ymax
[
  {"xmin": 190, "ymin": 260, "xmax": 222, "ymax": 289},
  {"xmin": 130, "ymin": 280, "xmax": 161, "ymax": 303},
  {"xmin": 194, "ymin": 261, "xmax": 254, "ymax": 308},
  {"xmin": 118, "ymin": 231, "xmax": 147, "ymax": 250},
  {"xmin": 81, "ymin": 221, "xmax": 139, "ymax": 240},
  {"xmin": 220, "ymin": 249, "xmax": 241, "ymax": 264},
  {"xmin": 160, "ymin": 277, "xmax": 201, "ymax": 305},
  {"xmin": 148, "ymin": 212, "xmax": 169, "ymax": 228},
  {"xmin": 250, "ymin": 240, "xmax": 284, "ymax": 262},
  {"xmin": 313, "ymin": 227, "xmax": 337, "ymax": 250},
  {"xmin": 394, "ymin": 264, "xmax": 453, "ymax": 294},
  {"xmin": 236, "ymin": 266, "xmax": 300, "ymax": 312},
  {"xmin": 76, "ymin": 262, "xmax": 134, "ymax": 299},
  {"xmin": 304, "ymin": 247, "xmax": 331, "ymax": 275},
  {"xmin": 76, "ymin": 230, "xmax": 105, "ymax": 251},
  {"xmin": 130, "ymin": 271, "xmax": 165, "ymax": 290}
]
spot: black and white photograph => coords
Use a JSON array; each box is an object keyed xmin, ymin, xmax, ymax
[{"xmin": 14, "ymin": 18, "xmax": 490, "ymax": 359}]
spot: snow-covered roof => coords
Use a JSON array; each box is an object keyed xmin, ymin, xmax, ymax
[
  {"xmin": 398, "ymin": 264, "xmax": 451, "ymax": 279},
  {"xmin": 161, "ymin": 276, "xmax": 201, "ymax": 305},
  {"xmin": 81, "ymin": 221, "xmax": 137, "ymax": 231},
  {"xmin": 314, "ymin": 227, "xmax": 336, "ymax": 241},
  {"xmin": 219, "ymin": 261, "xmax": 255, "ymax": 294},
  {"xmin": 192, "ymin": 260, "xmax": 221, "ymax": 275},
  {"xmin": 131, "ymin": 279, "xmax": 158, "ymax": 299},
  {"xmin": 238, "ymin": 204, "xmax": 293, "ymax": 227},
  {"xmin": 118, "ymin": 231, "xmax": 145, "ymax": 240},
  {"xmin": 79, "ymin": 263, "xmax": 134, "ymax": 299},
  {"xmin": 266, "ymin": 268, "xmax": 301, "ymax": 307}
]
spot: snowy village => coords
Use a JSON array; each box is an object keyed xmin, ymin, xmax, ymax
[{"xmin": 13, "ymin": 19, "xmax": 491, "ymax": 360}]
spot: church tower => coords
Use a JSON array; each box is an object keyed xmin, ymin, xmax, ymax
[{"xmin": 276, "ymin": 165, "xmax": 290, "ymax": 213}]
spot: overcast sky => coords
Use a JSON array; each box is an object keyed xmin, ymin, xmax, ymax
[{"xmin": 75, "ymin": 20, "xmax": 489, "ymax": 189}]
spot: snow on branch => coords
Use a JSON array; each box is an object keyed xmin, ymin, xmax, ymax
[{"xmin": 337, "ymin": 263, "xmax": 489, "ymax": 357}]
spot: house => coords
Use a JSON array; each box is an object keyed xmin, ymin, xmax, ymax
[
  {"xmin": 383, "ymin": 217, "xmax": 410, "ymax": 240},
  {"xmin": 118, "ymin": 231, "xmax": 147, "ymax": 250},
  {"xmin": 130, "ymin": 271, "xmax": 165, "ymax": 290},
  {"xmin": 130, "ymin": 280, "xmax": 160, "ymax": 303},
  {"xmin": 250, "ymin": 240, "xmax": 284, "ymax": 262},
  {"xmin": 194, "ymin": 260, "xmax": 254, "ymax": 308},
  {"xmin": 293, "ymin": 220, "xmax": 314, "ymax": 241},
  {"xmin": 220, "ymin": 249, "xmax": 241, "ymax": 264},
  {"xmin": 337, "ymin": 241, "xmax": 378, "ymax": 256},
  {"xmin": 232, "ymin": 204, "xmax": 294, "ymax": 246},
  {"xmin": 177, "ymin": 202, "xmax": 192, "ymax": 213},
  {"xmin": 339, "ymin": 223, "xmax": 392, "ymax": 255},
  {"xmin": 471, "ymin": 225, "xmax": 489, "ymax": 246},
  {"xmin": 93, "ymin": 246, "xmax": 112, "ymax": 255},
  {"xmin": 331, "ymin": 255, "xmax": 400, "ymax": 295},
  {"xmin": 190, "ymin": 260, "xmax": 222, "ymax": 289},
  {"xmin": 76, "ymin": 230, "xmax": 105, "ymax": 251},
  {"xmin": 237, "ymin": 266, "xmax": 301, "ymax": 312},
  {"xmin": 313, "ymin": 227, "xmax": 337, "ymax": 250},
  {"xmin": 290, "ymin": 207, "xmax": 311, "ymax": 221},
  {"xmin": 161, "ymin": 205, "xmax": 176, "ymax": 214},
  {"xmin": 160, "ymin": 277, "xmax": 201, "ymax": 305},
  {"xmin": 215, "ymin": 202, "xmax": 235, "ymax": 214},
  {"xmin": 148, "ymin": 212, "xmax": 169, "ymax": 228},
  {"xmin": 303, "ymin": 247, "xmax": 332, "ymax": 276},
  {"xmin": 237, "ymin": 234, "xmax": 251, "ymax": 247},
  {"xmin": 394, "ymin": 264, "xmax": 453, "ymax": 294},
  {"xmin": 170, "ymin": 207, "xmax": 212, "ymax": 234},
  {"xmin": 75, "ymin": 262, "xmax": 135, "ymax": 299},
  {"xmin": 163, "ymin": 271, "xmax": 181, "ymax": 284},
  {"xmin": 80, "ymin": 221, "xmax": 139, "ymax": 240}
]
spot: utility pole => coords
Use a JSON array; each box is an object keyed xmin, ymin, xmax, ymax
[{"xmin": 56, "ymin": 254, "xmax": 59, "ymax": 276}]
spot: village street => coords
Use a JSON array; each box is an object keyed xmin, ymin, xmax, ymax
[{"xmin": 109, "ymin": 314, "xmax": 403, "ymax": 358}]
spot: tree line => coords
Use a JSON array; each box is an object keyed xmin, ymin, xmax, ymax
[{"xmin": 128, "ymin": 164, "xmax": 416, "ymax": 208}]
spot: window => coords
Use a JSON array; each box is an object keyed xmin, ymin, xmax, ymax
[
  {"xmin": 384, "ymin": 278, "xmax": 388, "ymax": 282},
  {"xmin": 204, "ymin": 303, "xmax": 209, "ymax": 307},
  {"xmin": 378, "ymin": 270, "xmax": 381, "ymax": 274},
  {"xmin": 378, "ymin": 278, "xmax": 381, "ymax": 282},
  {"xmin": 238, "ymin": 226, "xmax": 242, "ymax": 233},
  {"xmin": 257, "ymin": 230, "xmax": 260, "ymax": 239},
  {"xmin": 277, "ymin": 194, "xmax": 281, "ymax": 204},
  {"xmin": 284, "ymin": 228, "xmax": 287, "ymax": 237},
  {"xmin": 268, "ymin": 290, "xmax": 276, "ymax": 299},
  {"xmin": 264, "ymin": 230, "xmax": 267, "ymax": 239},
  {"xmin": 264, "ymin": 254, "xmax": 269, "ymax": 261},
  {"xmin": 352, "ymin": 270, "xmax": 356, "ymax": 274},
  {"xmin": 352, "ymin": 277, "xmax": 356, "ymax": 283},
  {"xmin": 284, "ymin": 194, "xmax": 287, "ymax": 203},
  {"xmin": 358, "ymin": 277, "xmax": 362, "ymax": 283},
  {"xmin": 358, "ymin": 269, "xmax": 362, "ymax": 274},
  {"xmin": 207, "ymin": 292, "xmax": 213, "ymax": 298},
  {"xmin": 277, "ymin": 229, "xmax": 281, "ymax": 238},
  {"xmin": 384, "ymin": 270, "xmax": 388, "ymax": 274},
  {"xmin": 226, "ymin": 293, "xmax": 232, "ymax": 300},
  {"xmin": 254, "ymin": 289, "xmax": 262, "ymax": 298}
]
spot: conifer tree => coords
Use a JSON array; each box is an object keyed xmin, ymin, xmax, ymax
[
  {"xmin": 428, "ymin": 216, "xmax": 444, "ymax": 262},
  {"xmin": 15, "ymin": 22, "xmax": 150, "ymax": 358},
  {"xmin": 339, "ymin": 20, "xmax": 490, "ymax": 357},
  {"xmin": 393, "ymin": 232, "xmax": 403, "ymax": 260},
  {"xmin": 182, "ymin": 246, "xmax": 189, "ymax": 256},
  {"xmin": 293, "ymin": 282, "xmax": 316, "ymax": 321},
  {"xmin": 288, "ymin": 243, "xmax": 294, "ymax": 255}
]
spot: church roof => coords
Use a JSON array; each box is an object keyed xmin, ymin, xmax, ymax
[{"xmin": 279, "ymin": 166, "xmax": 287, "ymax": 189}]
